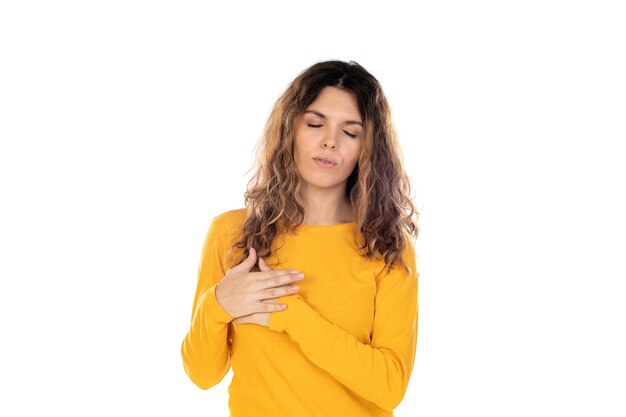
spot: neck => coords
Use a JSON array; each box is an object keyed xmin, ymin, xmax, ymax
[{"xmin": 299, "ymin": 184, "xmax": 354, "ymax": 226}]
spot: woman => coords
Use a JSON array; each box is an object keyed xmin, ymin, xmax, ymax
[{"xmin": 181, "ymin": 60, "xmax": 420, "ymax": 417}]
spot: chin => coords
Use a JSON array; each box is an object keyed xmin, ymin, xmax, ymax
[{"xmin": 301, "ymin": 177, "xmax": 348, "ymax": 191}]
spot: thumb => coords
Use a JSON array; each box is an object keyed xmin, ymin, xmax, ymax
[
  {"xmin": 258, "ymin": 255, "xmax": 272, "ymax": 272},
  {"xmin": 230, "ymin": 247, "xmax": 257, "ymax": 273}
]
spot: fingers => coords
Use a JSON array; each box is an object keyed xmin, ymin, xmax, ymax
[
  {"xmin": 260, "ymin": 284, "xmax": 300, "ymax": 300},
  {"xmin": 258, "ymin": 256, "xmax": 272, "ymax": 272},
  {"xmin": 257, "ymin": 300, "xmax": 288, "ymax": 312},
  {"xmin": 229, "ymin": 247, "xmax": 258, "ymax": 273},
  {"xmin": 257, "ymin": 270, "xmax": 304, "ymax": 289}
]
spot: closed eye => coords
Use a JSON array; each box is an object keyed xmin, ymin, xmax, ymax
[{"xmin": 307, "ymin": 123, "xmax": 357, "ymax": 138}]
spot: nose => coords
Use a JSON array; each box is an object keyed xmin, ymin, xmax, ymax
[{"xmin": 322, "ymin": 129, "xmax": 338, "ymax": 150}]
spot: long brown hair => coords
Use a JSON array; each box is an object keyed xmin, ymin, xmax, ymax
[{"xmin": 227, "ymin": 60, "xmax": 419, "ymax": 276}]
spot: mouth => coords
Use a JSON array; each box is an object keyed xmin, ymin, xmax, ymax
[{"xmin": 312, "ymin": 157, "xmax": 337, "ymax": 167}]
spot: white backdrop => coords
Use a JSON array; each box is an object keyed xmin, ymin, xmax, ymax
[{"xmin": 1, "ymin": 1, "xmax": 624, "ymax": 416}]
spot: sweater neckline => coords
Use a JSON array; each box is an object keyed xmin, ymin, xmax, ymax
[{"xmin": 294, "ymin": 221, "xmax": 356, "ymax": 231}]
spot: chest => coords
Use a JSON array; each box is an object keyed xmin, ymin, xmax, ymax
[{"xmin": 269, "ymin": 232, "xmax": 378, "ymax": 343}]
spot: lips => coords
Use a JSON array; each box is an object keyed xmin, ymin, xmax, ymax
[{"xmin": 312, "ymin": 156, "xmax": 337, "ymax": 165}]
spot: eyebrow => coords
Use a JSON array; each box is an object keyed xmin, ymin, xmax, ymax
[{"xmin": 304, "ymin": 109, "xmax": 363, "ymax": 126}]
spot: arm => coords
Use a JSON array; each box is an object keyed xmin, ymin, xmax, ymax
[
  {"xmin": 268, "ymin": 239, "xmax": 419, "ymax": 411},
  {"xmin": 180, "ymin": 217, "xmax": 234, "ymax": 389}
]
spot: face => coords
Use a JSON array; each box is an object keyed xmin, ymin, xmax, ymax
[{"xmin": 292, "ymin": 86, "xmax": 364, "ymax": 195}]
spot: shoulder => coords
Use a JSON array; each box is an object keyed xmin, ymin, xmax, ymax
[
  {"xmin": 402, "ymin": 231, "xmax": 416, "ymax": 260},
  {"xmin": 212, "ymin": 207, "xmax": 246, "ymax": 225},
  {"xmin": 209, "ymin": 207, "xmax": 247, "ymax": 238},
  {"xmin": 375, "ymin": 232, "xmax": 418, "ymax": 283},
  {"xmin": 401, "ymin": 233, "xmax": 419, "ymax": 282}
]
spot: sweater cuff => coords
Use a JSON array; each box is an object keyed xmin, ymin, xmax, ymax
[
  {"xmin": 268, "ymin": 294, "xmax": 305, "ymax": 332},
  {"xmin": 205, "ymin": 284, "xmax": 234, "ymax": 324}
]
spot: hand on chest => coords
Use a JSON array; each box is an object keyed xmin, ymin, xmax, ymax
[{"xmin": 270, "ymin": 235, "xmax": 378, "ymax": 342}]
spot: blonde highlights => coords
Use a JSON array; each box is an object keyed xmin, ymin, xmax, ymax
[{"xmin": 226, "ymin": 60, "xmax": 420, "ymax": 276}]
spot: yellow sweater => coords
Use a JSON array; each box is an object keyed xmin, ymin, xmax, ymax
[{"xmin": 181, "ymin": 208, "xmax": 419, "ymax": 417}]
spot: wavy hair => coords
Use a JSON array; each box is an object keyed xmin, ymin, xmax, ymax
[{"xmin": 226, "ymin": 60, "xmax": 419, "ymax": 276}]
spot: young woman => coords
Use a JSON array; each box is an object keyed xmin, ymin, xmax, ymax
[{"xmin": 181, "ymin": 60, "xmax": 420, "ymax": 417}]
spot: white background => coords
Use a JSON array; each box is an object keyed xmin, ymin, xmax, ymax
[{"xmin": 1, "ymin": 1, "xmax": 625, "ymax": 416}]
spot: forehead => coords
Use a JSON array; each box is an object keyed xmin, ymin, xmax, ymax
[{"xmin": 305, "ymin": 86, "xmax": 362, "ymax": 121}]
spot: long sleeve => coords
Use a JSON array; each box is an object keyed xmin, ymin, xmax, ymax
[
  {"xmin": 268, "ymin": 239, "xmax": 419, "ymax": 411},
  {"xmin": 181, "ymin": 216, "xmax": 234, "ymax": 390}
]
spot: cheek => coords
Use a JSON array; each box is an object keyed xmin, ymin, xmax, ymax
[
  {"xmin": 347, "ymin": 143, "xmax": 363, "ymax": 167},
  {"xmin": 292, "ymin": 136, "xmax": 308, "ymax": 168}
]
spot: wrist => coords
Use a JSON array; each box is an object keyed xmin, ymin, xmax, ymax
[{"xmin": 206, "ymin": 283, "xmax": 234, "ymax": 323}]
